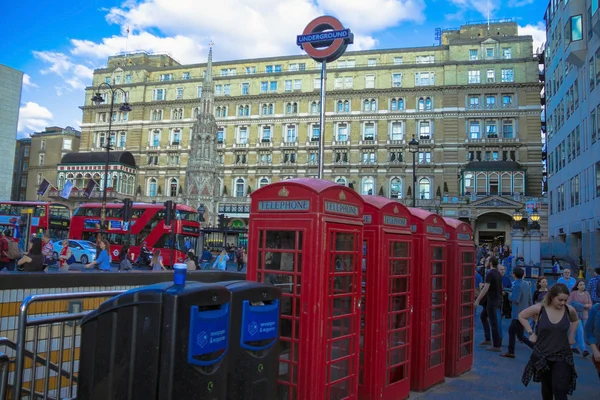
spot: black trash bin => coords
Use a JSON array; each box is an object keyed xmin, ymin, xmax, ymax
[
  {"xmin": 221, "ymin": 280, "xmax": 282, "ymax": 400},
  {"xmin": 78, "ymin": 281, "xmax": 231, "ymax": 400}
]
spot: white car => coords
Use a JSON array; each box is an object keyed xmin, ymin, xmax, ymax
[{"xmin": 53, "ymin": 240, "xmax": 97, "ymax": 264}]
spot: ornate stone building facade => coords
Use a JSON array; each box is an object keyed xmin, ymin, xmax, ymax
[{"xmin": 76, "ymin": 20, "xmax": 544, "ymax": 245}]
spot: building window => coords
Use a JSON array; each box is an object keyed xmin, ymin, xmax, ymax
[
  {"xmin": 313, "ymin": 78, "xmax": 321, "ymax": 89},
  {"xmin": 62, "ymin": 138, "xmax": 72, "ymax": 150},
  {"xmin": 336, "ymin": 123, "xmax": 349, "ymax": 141},
  {"xmin": 502, "ymin": 94, "xmax": 513, "ymax": 107},
  {"xmin": 502, "ymin": 48, "xmax": 512, "ymax": 59},
  {"xmin": 486, "ymin": 121, "xmax": 497, "ymax": 138},
  {"xmin": 151, "ymin": 110, "xmax": 163, "ymax": 121},
  {"xmin": 390, "ymin": 178, "xmax": 402, "ymax": 199},
  {"xmin": 215, "ymin": 85, "xmax": 223, "ymax": 95},
  {"xmin": 217, "ymin": 128, "xmax": 224, "ymax": 144},
  {"xmin": 311, "ymin": 124, "xmax": 320, "ymax": 141},
  {"xmin": 170, "ymin": 129, "xmax": 181, "ymax": 145},
  {"xmin": 419, "ymin": 178, "xmax": 431, "ymax": 199},
  {"xmin": 150, "ymin": 129, "xmax": 161, "ymax": 146},
  {"xmin": 390, "ymin": 122, "xmax": 403, "ymax": 141},
  {"xmin": 237, "ymin": 127, "xmax": 248, "ymax": 144},
  {"xmin": 337, "ymin": 100, "xmax": 350, "ymax": 113},
  {"xmin": 283, "ymin": 152, "xmax": 297, "ymax": 164},
  {"xmin": 469, "ymin": 49, "xmax": 478, "ymax": 60},
  {"xmin": 486, "ymin": 95, "xmax": 496, "ymax": 109},
  {"xmin": 235, "ymin": 153, "xmax": 247, "ymax": 164},
  {"xmin": 469, "ymin": 121, "xmax": 481, "ymax": 139},
  {"xmin": 501, "ymin": 69, "xmax": 514, "ymax": 83},
  {"xmin": 393, "ymin": 57, "xmax": 403, "ymax": 65},
  {"xmin": 337, "ymin": 60, "xmax": 355, "ymax": 68},
  {"xmin": 20, "ymin": 177, "xmax": 26, "ymax": 188},
  {"xmin": 418, "ymin": 96, "xmax": 433, "ymax": 111},
  {"xmin": 238, "ymin": 104, "xmax": 250, "ymax": 116},
  {"xmin": 269, "ymin": 81, "xmax": 278, "ymax": 92},
  {"xmin": 310, "ymin": 101, "xmax": 320, "ymax": 114},
  {"xmin": 288, "ymin": 63, "xmax": 306, "ymax": 71},
  {"xmin": 261, "ymin": 103, "xmax": 274, "ymax": 115},
  {"xmin": 566, "ymin": 15, "xmax": 584, "ymax": 44},
  {"xmin": 148, "ymin": 178, "xmax": 157, "ymax": 197},
  {"xmin": 245, "ymin": 66, "xmax": 256, "ymax": 74},
  {"xmin": 485, "ymin": 48, "xmax": 494, "ymax": 59},
  {"xmin": 415, "ymin": 72, "xmax": 434, "ymax": 86},
  {"xmin": 23, "ymin": 147, "xmax": 29, "ymax": 157},
  {"xmin": 468, "ymin": 70, "xmax": 480, "ymax": 84},
  {"xmin": 259, "ymin": 177, "xmax": 270, "ymax": 188},
  {"xmin": 175, "ymin": 87, "xmax": 184, "ymax": 100},
  {"xmin": 125, "ymin": 74, "xmax": 132, "ymax": 83},
  {"xmin": 336, "ymin": 177, "xmax": 348, "ymax": 186},
  {"xmin": 390, "ymin": 98, "xmax": 404, "ymax": 111},
  {"xmin": 216, "ymin": 106, "xmax": 228, "ymax": 117},
  {"xmin": 223, "ymin": 84, "xmax": 231, "ymax": 95},
  {"xmin": 363, "ymin": 122, "xmax": 376, "ymax": 141},
  {"xmin": 468, "ymin": 95, "xmax": 480, "ymax": 109},
  {"xmin": 362, "ymin": 177, "xmax": 374, "ymax": 195},
  {"xmin": 240, "ymin": 82, "xmax": 250, "ymax": 95},
  {"xmin": 389, "ymin": 149, "xmax": 403, "ymax": 163},
  {"xmin": 502, "ymin": 120, "xmax": 514, "ymax": 138},
  {"xmin": 22, "ymin": 161, "xmax": 28, "ymax": 171},
  {"xmin": 259, "ymin": 153, "xmax": 272, "ymax": 165},
  {"xmin": 38, "ymin": 154, "xmax": 45, "ymax": 166},
  {"xmin": 335, "ymin": 152, "xmax": 348, "ymax": 164},
  {"xmin": 40, "ymin": 139, "xmax": 46, "ymax": 151},
  {"xmin": 363, "ymin": 98, "xmax": 377, "ymax": 112},
  {"xmin": 261, "ymin": 126, "xmax": 272, "ymax": 141},
  {"xmin": 118, "ymin": 132, "xmax": 126, "ymax": 147},
  {"xmin": 172, "ymin": 108, "xmax": 184, "ymax": 120},
  {"xmin": 285, "ymin": 102, "xmax": 299, "ymax": 114},
  {"xmin": 159, "ymin": 74, "xmax": 172, "ymax": 81},
  {"xmin": 285, "ymin": 125, "xmax": 297, "ymax": 143},
  {"xmin": 365, "ymin": 75, "xmax": 375, "ymax": 89},
  {"xmin": 308, "ymin": 152, "xmax": 318, "ymax": 164},
  {"xmin": 362, "ymin": 151, "xmax": 376, "ymax": 164},
  {"xmin": 334, "ymin": 77, "xmax": 354, "ymax": 89},
  {"xmin": 418, "ymin": 121, "xmax": 431, "ymax": 139},
  {"xmin": 418, "ymin": 152, "xmax": 431, "ymax": 164},
  {"xmin": 595, "ymin": 161, "xmax": 600, "ymax": 197},
  {"xmin": 392, "ymin": 73, "xmax": 402, "ymax": 88},
  {"xmin": 464, "ymin": 173, "xmax": 474, "ymax": 194},
  {"xmin": 487, "ymin": 69, "xmax": 495, "ymax": 83},
  {"xmin": 153, "ymin": 89, "xmax": 166, "ymax": 101},
  {"xmin": 265, "ymin": 65, "xmax": 282, "ymax": 73},
  {"xmin": 235, "ymin": 178, "xmax": 245, "ymax": 197},
  {"xmin": 368, "ymin": 59, "xmax": 377, "ymax": 67}
]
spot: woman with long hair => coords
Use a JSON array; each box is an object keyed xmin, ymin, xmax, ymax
[
  {"xmin": 17, "ymin": 238, "xmax": 45, "ymax": 272},
  {"xmin": 85, "ymin": 239, "xmax": 111, "ymax": 271},
  {"xmin": 151, "ymin": 249, "xmax": 166, "ymax": 271},
  {"xmin": 519, "ymin": 283, "xmax": 579, "ymax": 400},
  {"xmin": 212, "ymin": 248, "xmax": 229, "ymax": 271},
  {"xmin": 568, "ymin": 279, "xmax": 592, "ymax": 357},
  {"xmin": 533, "ymin": 276, "xmax": 550, "ymax": 304}
]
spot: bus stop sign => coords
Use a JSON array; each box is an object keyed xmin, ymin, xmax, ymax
[{"xmin": 296, "ymin": 15, "xmax": 353, "ymax": 63}]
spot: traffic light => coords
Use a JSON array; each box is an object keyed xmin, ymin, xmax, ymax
[
  {"xmin": 164, "ymin": 200, "xmax": 174, "ymax": 226},
  {"xmin": 122, "ymin": 198, "xmax": 133, "ymax": 223},
  {"xmin": 218, "ymin": 214, "xmax": 225, "ymax": 228}
]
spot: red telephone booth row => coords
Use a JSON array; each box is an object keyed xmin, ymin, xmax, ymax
[
  {"xmin": 359, "ymin": 196, "xmax": 413, "ymax": 400},
  {"xmin": 247, "ymin": 179, "xmax": 365, "ymax": 400},
  {"xmin": 443, "ymin": 217, "xmax": 476, "ymax": 378},
  {"xmin": 247, "ymin": 179, "xmax": 476, "ymax": 400}
]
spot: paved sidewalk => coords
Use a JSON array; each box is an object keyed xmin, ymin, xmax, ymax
[{"xmin": 411, "ymin": 314, "xmax": 599, "ymax": 399}]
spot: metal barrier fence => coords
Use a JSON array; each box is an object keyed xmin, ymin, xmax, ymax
[{"xmin": 0, "ymin": 290, "xmax": 124, "ymax": 400}]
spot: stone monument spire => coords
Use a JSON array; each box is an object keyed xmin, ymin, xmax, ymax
[{"xmin": 184, "ymin": 43, "xmax": 220, "ymax": 225}]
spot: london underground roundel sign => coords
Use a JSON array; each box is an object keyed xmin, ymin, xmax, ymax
[{"xmin": 296, "ymin": 16, "xmax": 354, "ymax": 63}]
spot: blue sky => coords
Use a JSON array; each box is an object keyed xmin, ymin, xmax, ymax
[{"xmin": 1, "ymin": 0, "xmax": 546, "ymax": 138}]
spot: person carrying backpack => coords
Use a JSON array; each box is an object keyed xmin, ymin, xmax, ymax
[{"xmin": 1, "ymin": 230, "xmax": 21, "ymax": 271}]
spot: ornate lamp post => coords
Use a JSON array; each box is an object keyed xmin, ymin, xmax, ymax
[
  {"xmin": 512, "ymin": 209, "xmax": 523, "ymax": 230},
  {"xmin": 529, "ymin": 207, "xmax": 541, "ymax": 230},
  {"xmin": 91, "ymin": 83, "xmax": 132, "ymax": 237},
  {"xmin": 408, "ymin": 135, "xmax": 420, "ymax": 208}
]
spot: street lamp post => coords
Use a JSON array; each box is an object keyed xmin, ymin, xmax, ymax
[
  {"xmin": 512, "ymin": 209, "xmax": 523, "ymax": 230},
  {"xmin": 529, "ymin": 207, "xmax": 541, "ymax": 230},
  {"xmin": 91, "ymin": 83, "xmax": 132, "ymax": 238},
  {"xmin": 408, "ymin": 135, "xmax": 420, "ymax": 208}
]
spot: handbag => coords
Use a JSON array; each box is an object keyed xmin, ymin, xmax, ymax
[{"xmin": 66, "ymin": 254, "xmax": 76, "ymax": 265}]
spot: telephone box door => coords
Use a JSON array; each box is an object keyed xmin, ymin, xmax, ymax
[
  {"xmin": 454, "ymin": 248, "xmax": 475, "ymax": 374},
  {"xmin": 250, "ymin": 221, "xmax": 311, "ymax": 400},
  {"xmin": 325, "ymin": 223, "xmax": 362, "ymax": 400},
  {"xmin": 424, "ymin": 243, "xmax": 447, "ymax": 388},
  {"xmin": 383, "ymin": 235, "xmax": 412, "ymax": 398}
]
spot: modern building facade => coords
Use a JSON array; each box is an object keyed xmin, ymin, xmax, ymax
[
  {"xmin": 27, "ymin": 126, "xmax": 81, "ymax": 200},
  {"xmin": 0, "ymin": 64, "xmax": 23, "ymax": 201},
  {"xmin": 12, "ymin": 138, "xmax": 32, "ymax": 201},
  {"xmin": 544, "ymin": 0, "xmax": 600, "ymax": 270},
  {"xmin": 74, "ymin": 20, "xmax": 544, "ymax": 245}
]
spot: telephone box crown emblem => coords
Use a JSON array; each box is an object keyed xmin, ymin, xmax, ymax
[
  {"xmin": 278, "ymin": 186, "xmax": 289, "ymax": 197},
  {"xmin": 462, "ymin": 225, "xmax": 466, "ymax": 232},
  {"xmin": 433, "ymin": 217, "xmax": 438, "ymax": 223},
  {"xmin": 393, "ymin": 206, "xmax": 399, "ymax": 214},
  {"xmin": 339, "ymin": 191, "xmax": 346, "ymax": 201}
]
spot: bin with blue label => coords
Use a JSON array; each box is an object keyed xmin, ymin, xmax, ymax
[
  {"xmin": 78, "ymin": 279, "xmax": 231, "ymax": 400},
  {"xmin": 221, "ymin": 281, "xmax": 282, "ymax": 400}
]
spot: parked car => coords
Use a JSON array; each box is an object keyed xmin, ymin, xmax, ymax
[{"xmin": 53, "ymin": 240, "xmax": 97, "ymax": 264}]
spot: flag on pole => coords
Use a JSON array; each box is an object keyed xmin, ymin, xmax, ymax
[
  {"xmin": 60, "ymin": 180, "xmax": 74, "ymax": 199},
  {"xmin": 36, "ymin": 178, "xmax": 50, "ymax": 196},
  {"xmin": 83, "ymin": 179, "xmax": 97, "ymax": 198}
]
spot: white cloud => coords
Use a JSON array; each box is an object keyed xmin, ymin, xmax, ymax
[
  {"xmin": 22, "ymin": 74, "xmax": 39, "ymax": 88},
  {"xmin": 508, "ymin": 0, "xmax": 534, "ymax": 7},
  {"xmin": 449, "ymin": 0, "xmax": 500, "ymax": 18},
  {"xmin": 519, "ymin": 22, "xmax": 546, "ymax": 54},
  {"xmin": 17, "ymin": 102, "xmax": 53, "ymax": 133},
  {"xmin": 33, "ymin": 51, "xmax": 94, "ymax": 95}
]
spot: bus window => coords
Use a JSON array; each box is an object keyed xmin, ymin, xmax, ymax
[
  {"xmin": 131, "ymin": 209, "xmax": 145, "ymax": 219},
  {"xmin": 74, "ymin": 208, "xmax": 101, "ymax": 217},
  {"xmin": 154, "ymin": 234, "xmax": 198, "ymax": 252},
  {"xmin": 34, "ymin": 207, "xmax": 46, "ymax": 217},
  {"xmin": 177, "ymin": 210, "xmax": 200, "ymax": 222},
  {"xmin": 49, "ymin": 205, "xmax": 70, "ymax": 219},
  {"xmin": 106, "ymin": 208, "xmax": 123, "ymax": 218}
]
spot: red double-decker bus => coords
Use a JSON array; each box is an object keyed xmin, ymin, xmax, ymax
[
  {"xmin": 0, "ymin": 201, "xmax": 71, "ymax": 240},
  {"xmin": 69, "ymin": 202, "xmax": 200, "ymax": 266}
]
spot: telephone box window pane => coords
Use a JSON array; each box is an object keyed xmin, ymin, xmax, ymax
[
  {"xmin": 431, "ymin": 307, "xmax": 443, "ymax": 321},
  {"xmin": 265, "ymin": 273, "xmax": 294, "ymax": 292},
  {"xmin": 390, "ymin": 278, "xmax": 408, "ymax": 293},
  {"xmin": 332, "ymin": 297, "xmax": 353, "ymax": 316},
  {"xmin": 430, "ymin": 337, "xmax": 442, "ymax": 352},
  {"xmin": 461, "ymin": 317, "xmax": 473, "ymax": 330},
  {"xmin": 462, "ymin": 277, "xmax": 473, "ymax": 291},
  {"xmin": 297, "ymin": 231, "xmax": 303, "ymax": 249},
  {"xmin": 390, "ymin": 241, "xmax": 409, "ymax": 257},
  {"xmin": 266, "ymin": 230, "xmax": 296, "ymax": 249},
  {"xmin": 297, "ymin": 253, "xmax": 303, "ymax": 274},
  {"xmin": 329, "ymin": 358, "xmax": 351, "ymax": 382},
  {"xmin": 280, "ymin": 297, "xmax": 293, "ymax": 317},
  {"xmin": 431, "ymin": 321, "xmax": 443, "ymax": 336},
  {"xmin": 462, "ymin": 264, "xmax": 474, "ymax": 276},
  {"xmin": 460, "ymin": 344, "xmax": 472, "ymax": 357},
  {"xmin": 462, "ymin": 291, "xmax": 472, "ymax": 303},
  {"xmin": 431, "ymin": 277, "xmax": 443, "ymax": 290},
  {"xmin": 279, "ymin": 338, "xmax": 292, "ymax": 355},
  {"xmin": 461, "ymin": 330, "xmax": 473, "ymax": 344},
  {"xmin": 432, "ymin": 246, "xmax": 444, "ymax": 260},
  {"xmin": 431, "ymin": 291, "xmax": 444, "ymax": 305},
  {"xmin": 293, "ymin": 319, "xmax": 300, "ymax": 341},
  {"xmin": 389, "ymin": 312, "xmax": 407, "ymax": 330},
  {"xmin": 388, "ymin": 364, "xmax": 407, "ymax": 384},
  {"xmin": 332, "ymin": 317, "xmax": 353, "ymax": 338},
  {"xmin": 461, "ymin": 305, "xmax": 471, "ymax": 317},
  {"xmin": 390, "ymin": 259, "xmax": 409, "ymax": 275},
  {"xmin": 390, "ymin": 295, "xmax": 408, "ymax": 311},
  {"xmin": 329, "ymin": 379, "xmax": 350, "ymax": 399},
  {"xmin": 432, "ymin": 261, "xmax": 443, "ymax": 275},
  {"xmin": 388, "ymin": 329, "xmax": 407, "ymax": 348},
  {"xmin": 388, "ymin": 347, "xmax": 407, "ymax": 366},
  {"xmin": 334, "ymin": 255, "xmax": 353, "ymax": 272},
  {"xmin": 429, "ymin": 352, "xmax": 442, "ymax": 368},
  {"xmin": 462, "ymin": 251, "xmax": 473, "ymax": 263},
  {"xmin": 335, "ymin": 233, "xmax": 355, "ymax": 251},
  {"xmin": 332, "ymin": 275, "xmax": 354, "ymax": 294}
]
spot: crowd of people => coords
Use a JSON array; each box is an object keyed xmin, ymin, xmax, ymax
[{"xmin": 474, "ymin": 250, "xmax": 600, "ymax": 400}]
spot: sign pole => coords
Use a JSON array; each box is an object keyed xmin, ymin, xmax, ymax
[{"xmin": 318, "ymin": 61, "xmax": 327, "ymax": 180}]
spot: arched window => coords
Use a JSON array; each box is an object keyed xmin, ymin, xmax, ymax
[
  {"xmin": 513, "ymin": 172, "xmax": 524, "ymax": 195},
  {"xmin": 364, "ymin": 99, "xmax": 371, "ymax": 112},
  {"xmin": 259, "ymin": 177, "xmax": 270, "ymax": 188},
  {"xmin": 311, "ymin": 101, "xmax": 319, "ymax": 113},
  {"xmin": 425, "ymin": 97, "xmax": 432, "ymax": 110},
  {"xmin": 390, "ymin": 178, "xmax": 402, "ymax": 199},
  {"xmin": 235, "ymin": 178, "xmax": 245, "ymax": 197},
  {"xmin": 419, "ymin": 178, "xmax": 431, "ymax": 199},
  {"xmin": 268, "ymin": 104, "xmax": 274, "ymax": 114},
  {"xmin": 128, "ymin": 176, "xmax": 135, "ymax": 195},
  {"xmin": 418, "ymin": 98, "xmax": 425, "ymax": 110},
  {"xmin": 170, "ymin": 178, "xmax": 178, "ymax": 197},
  {"xmin": 336, "ymin": 177, "xmax": 347, "ymax": 186},
  {"xmin": 118, "ymin": 132, "xmax": 126, "ymax": 147},
  {"xmin": 362, "ymin": 177, "xmax": 374, "ymax": 195},
  {"xmin": 75, "ymin": 174, "xmax": 84, "ymax": 189},
  {"xmin": 464, "ymin": 173, "xmax": 474, "ymax": 195},
  {"xmin": 337, "ymin": 100, "xmax": 344, "ymax": 112},
  {"xmin": 148, "ymin": 178, "xmax": 157, "ymax": 197},
  {"xmin": 57, "ymin": 174, "xmax": 64, "ymax": 189},
  {"xmin": 398, "ymin": 98, "xmax": 404, "ymax": 110},
  {"xmin": 262, "ymin": 104, "xmax": 268, "ymax": 115},
  {"xmin": 293, "ymin": 102, "xmax": 298, "ymax": 113},
  {"xmin": 193, "ymin": 107, "xmax": 200, "ymax": 118},
  {"xmin": 344, "ymin": 100, "xmax": 350, "ymax": 112},
  {"xmin": 501, "ymin": 173, "xmax": 512, "ymax": 195},
  {"xmin": 489, "ymin": 173, "xmax": 499, "ymax": 195},
  {"xmin": 476, "ymin": 173, "xmax": 487, "ymax": 195}
]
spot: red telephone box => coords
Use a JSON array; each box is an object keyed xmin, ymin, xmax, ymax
[
  {"xmin": 408, "ymin": 208, "xmax": 448, "ymax": 392},
  {"xmin": 247, "ymin": 178, "xmax": 365, "ymax": 400},
  {"xmin": 443, "ymin": 217, "xmax": 476, "ymax": 377},
  {"xmin": 359, "ymin": 196, "xmax": 413, "ymax": 400}
]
